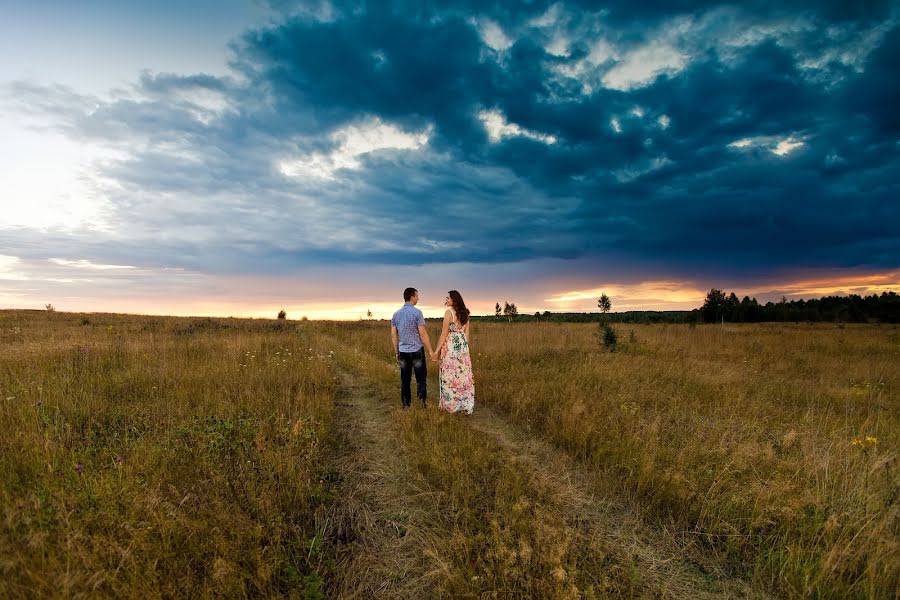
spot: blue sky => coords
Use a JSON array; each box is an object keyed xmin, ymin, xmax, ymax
[{"xmin": 1, "ymin": 0, "xmax": 898, "ymax": 318}]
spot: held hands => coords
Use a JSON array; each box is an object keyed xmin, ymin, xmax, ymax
[{"xmin": 430, "ymin": 349, "xmax": 440, "ymax": 362}]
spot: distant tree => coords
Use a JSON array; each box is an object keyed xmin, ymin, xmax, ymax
[
  {"xmin": 598, "ymin": 293, "xmax": 611, "ymax": 314},
  {"xmin": 596, "ymin": 293, "xmax": 617, "ymax": 351},
  {"xmin": 277, "ymin": 309, "xmax": 287, "ymax": 320},
  {"xmin": 725, "ymin": 292, "xmax": 740, "ymax": 321},
  {"xmin": 701, "ymin": 289, "xmax": 727, "ymax": 323},
  {"xmin": 45, "ymin": 303, "xmax": 55, "ymax": 312},
  {"xmin": 502, "ymin": 302, "xmax": 518, "ymax": 322},
  {"xmin": 367, "ymin": 309, "xmax": 372, "ymax": 319},
  {"xmin": 495, "ymin": 302, "xmax": 501, "ymax": 319}
]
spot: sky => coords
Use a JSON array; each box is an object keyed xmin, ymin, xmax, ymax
[{"xmin": 1, "ymin": 0, "xmax": 899, "ymax": 319}]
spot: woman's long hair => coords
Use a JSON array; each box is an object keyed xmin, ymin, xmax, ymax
[{"xmin": 448, "ymin": 290, "xmax": 470, "ymax": 325}]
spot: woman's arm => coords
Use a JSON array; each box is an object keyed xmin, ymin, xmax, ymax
[
  {"xmin": 465, "ymin": 320, "xmax": 471, "ymax": 350},
  {"xmin": 433, "ymin": 309, "xmax": 452, "ymax": 359}
]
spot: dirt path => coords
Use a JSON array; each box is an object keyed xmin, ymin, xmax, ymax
[
  {"xmin": 466, "ymin": 403, "xmax": 773, "ymax": 599},
  {"xmin": 324, "ymin": 361, "xmax": 771, "ymax": 599},
  {"xmin": 324, "ymin": 372, "xmax": 441, "ymax": 598}
]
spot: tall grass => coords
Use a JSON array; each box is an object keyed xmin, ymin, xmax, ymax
[
  {"xmin": 0, "ymin": 311, "xmax": 338, "ymax": 597},
  {"xmin": 321, "ymin": 326, "xmax": 647, "ymax": 598},
  {"xmin": 470, "ymin": 321, "xmax": 899, "ymax": 598},
  {"xmin": 2, "ymin": 312, "xmax": 896, "ymax": 598}
]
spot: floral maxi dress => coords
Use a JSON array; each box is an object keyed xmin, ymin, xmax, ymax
[{"xmin": 439, "ymin": 321, "xmax": 475, "ymax": 414}]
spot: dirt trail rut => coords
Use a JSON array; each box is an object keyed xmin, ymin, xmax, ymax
[
  {"xmin": 466, "ymin": 403, "xmax": 773, "ymax": 599},
  {"xmin": 325, "ymin": 372, "xmax": 440, "ymax": 598}
]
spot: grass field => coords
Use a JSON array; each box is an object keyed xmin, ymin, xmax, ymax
[{"xmin": 1, "ymin": 310, "xmax": 897, "ymax": 598}]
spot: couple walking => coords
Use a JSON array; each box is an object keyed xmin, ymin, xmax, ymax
[{"xmin": 390, "ymin": 287, "xmax": 475, "ymax": 414}]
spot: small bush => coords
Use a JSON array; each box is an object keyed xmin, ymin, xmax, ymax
[
  {"xmin": 80, "ymin": 317, "xmax": 91, "ymax": 326},
  {"xmin": 277, "ymin": 309, "xmax": 287, "ymax": 320},
  {"xmin": 598, "ymin": 322, "xmax": 618, "ymax": 352},
  {"xmin": 45, "ymin": 303, "xmax": 55, "ymax": 312}
]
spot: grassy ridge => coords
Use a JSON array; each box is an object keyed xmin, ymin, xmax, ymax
[{"xmin": 0, "ymin": 312, "xmax": 338, "ymax": 597}]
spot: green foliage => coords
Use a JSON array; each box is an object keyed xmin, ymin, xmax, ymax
[
  {"xmin": 701, "ymin": 289, "xmax": 900, "ymax": 323},
  {"xmin": 597, "ymin": 293, "xmax": 611, "ymax": 314},
  {"xmin": 596, "ymin": 293, "xmax": 618, "ymax": 351},
  {"xmin": 599, "ymin": 322, "xmax": 618, "ymax": 352}
]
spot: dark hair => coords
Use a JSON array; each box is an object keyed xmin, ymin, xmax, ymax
[
  {"xmin": 403, "ymin": 287, "xmax": 417, "ymax": 302},
  {"xmin": 448, "ymin": 290, "xmax": 470, "ymax": 325}
]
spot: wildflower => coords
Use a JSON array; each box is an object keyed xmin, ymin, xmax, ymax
[
  {"xmin": 75, "ymin": 464, "xmax": 84, "ymax": 473},
  {"xmin": 33, "ymin": 400, "xmax": 42, "ymax": 407},
  {"xmin": 115, "ymin": 456, "xmax": 124, "ymax": 463},
  {"xmin": 852, "ymin": 435, "xmax": 879, "ymax": 450}
]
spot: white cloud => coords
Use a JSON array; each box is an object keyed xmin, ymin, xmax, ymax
[
  {"xmin": 610, "ymin": 117, "xmax": 622, "ymax": 133},
  {"xmin": 602, "ymin": 41, "xmax": 687, "ymax": 91},
  {"xmin": 478, "ymin": 109, "xmax": 557, "ymax": 144},
  {"xmin": 49, "ymin": 258, "xmax": 136, "ymax": 270},
  {"xmin": 772, "ymin": 137, "xmax": 804, "ymax": 156},
  {"xmin": 0, "ymin": 255, "xmax": 29, "ymax": 281},
  {"xmin": 171, "ymin": 87, "xmax": 232, "ymax": 124},
  {"xmin": 529, "ymin": 3, "xmax": 564, "ymax": 28},
  {"xmin": 728, "ymin": 135, "xmax": 805, "ymax": 156},
  {"xmin": 0, "ymin": 113, "xmax": 114, "ymax": 232},
  {"xmin": 477, "ymin": 19, "xmax": 513, "ymax": 52},
  {"xmin": 545, "ymin": 34, "xmax": 570, "ymax": 57},
  {"xmin": 657, "ymin": 114, "xmax": 671, "ymax": 129},
  {"xmin": 279, "ymin": 118, "xmax": 432, "ymax": 179}
]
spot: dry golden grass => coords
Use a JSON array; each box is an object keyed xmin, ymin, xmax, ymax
[
  {"xmin": 0, "ymin": 311, "xmax": 338, "ymax": 597},
  {"xmin": 321, "ymin": 320, "xmax": 898, "ymax": 599},
  {"xmin": 2, "ymin": 312, "xmax": 896, "ymax": 598},
  {"xmin": 469, "ymin": 321, "xmax": 899, "ymax": 598}
]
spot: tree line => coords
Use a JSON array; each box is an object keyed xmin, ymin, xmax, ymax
[
  {"xmin": 698, "ymin": 289, "xmax": 900, "ymax": 323},
  {"xmin": 473, "ymin": 291, "xmax": 900, "ymax": 324}
]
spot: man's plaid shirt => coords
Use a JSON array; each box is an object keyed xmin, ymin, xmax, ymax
[{"xmin": 391, "ymin": 303, "xmax": 425, "ymax": 352}]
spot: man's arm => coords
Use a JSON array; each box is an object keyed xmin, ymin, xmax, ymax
[
  {"xmin": 391, "ymin": 325, "xmax": 400, "ymax": 362},
  {"xmin": 418, "ymin": 324, "xmax": 434, "ymax": 356}
]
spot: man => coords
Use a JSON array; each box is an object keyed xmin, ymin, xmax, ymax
[{"xmin": 390, "ymin": 287, "xmax": 434, "ymax": 409}]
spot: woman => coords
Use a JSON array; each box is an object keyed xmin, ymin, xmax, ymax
[{"xmin": 431, "ymin": 290, "xmax": 475, "ymax": 414}]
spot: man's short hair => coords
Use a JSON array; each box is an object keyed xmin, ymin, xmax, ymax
[{"xmin": 403, "ymin": 287, "xmax": 417, "ymax": 302}]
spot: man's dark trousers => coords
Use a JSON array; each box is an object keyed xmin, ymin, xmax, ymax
[{"xmin": 398, "ymin": 348, "xmax": 427, "ymax": 407}]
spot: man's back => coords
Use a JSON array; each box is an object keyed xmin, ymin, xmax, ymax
[{"xmin": 391, "ymin": 303, "xmax": 424, "ymax": 352}]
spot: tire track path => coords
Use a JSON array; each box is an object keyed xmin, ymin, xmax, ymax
[
  {"xmin": 466, "ymin": 403, "xmax": 773, "ymax": 599},
  {"xmin": 325, "ymin": 371, "xmax": 441, "ymax": 598}
]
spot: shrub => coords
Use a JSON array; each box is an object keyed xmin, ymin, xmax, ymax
[
  {"xmin": 599, "ymin": 322, "xmax": 618, "ymax": 352},
  {"xmin": 277, "ymin": 310, "xmax": 287, "ymax": 320}
]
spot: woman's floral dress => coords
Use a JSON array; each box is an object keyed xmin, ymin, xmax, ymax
[{"xmin": 439, "ymin": 321, "xmax": 475, "ymax": 414}]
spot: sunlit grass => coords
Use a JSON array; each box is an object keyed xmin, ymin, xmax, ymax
[
  {"xmin": 0, "ymin": 311, "xmax": 338, "ymax": 597},
  {"xmin": 325, "ymin": 320, "xmax": 899, "ymax": 599},
  {"xmin": 2, "ymin": 312, "xmax": 896, "ymax": 598}
]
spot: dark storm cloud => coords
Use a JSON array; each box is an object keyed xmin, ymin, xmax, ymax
[{"xmin": 5, "ymin": 0, "xmax": 899, "ymax": 278}]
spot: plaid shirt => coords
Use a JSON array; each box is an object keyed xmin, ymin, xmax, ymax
[{"xmin": 391, "ymin": 303, "xmax": 425, "ymax": 352}]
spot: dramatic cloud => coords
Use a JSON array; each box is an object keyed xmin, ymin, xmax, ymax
[{"xmin": 1, "ymin": 0, "xmax": 898, "ymax": 314}]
